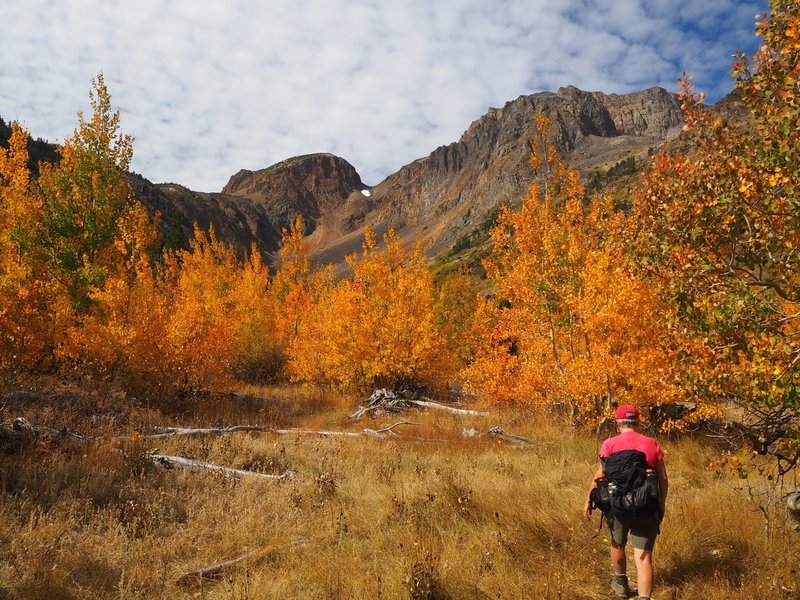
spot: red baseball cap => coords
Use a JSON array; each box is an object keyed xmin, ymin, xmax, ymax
[{"xmin": 615, "ymin": 404, "xmax": 639, "ymax": 421}]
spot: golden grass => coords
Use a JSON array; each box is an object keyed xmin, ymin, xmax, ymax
[{"xmin": 0, "ymin": 386, "xmax": 798, "ymax": 599}]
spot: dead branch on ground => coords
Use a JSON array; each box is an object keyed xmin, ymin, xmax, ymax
[
  {"xmin": 176, "ymin": 551, "xmax": 262, "ymax": 585},
  {"xmin": 350, "ymin": 388, "xmax": 488, "ymax": 420},
  {"xmin": 148, "ymin": 453, "xmax": 295, "ymax": 480},
  {"xmin": 146, "ymin": 425, "xmax": 272, "ymax": 440},
  {"xmin": 273, "ymin": 421, "xmax": 417, "ymax": 440},
  {"xmin": 176, "ymin": 538, "xmax": 307, "ymax": 585}
]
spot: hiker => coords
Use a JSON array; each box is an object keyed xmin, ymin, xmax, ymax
[{"xmin": 583, "ymin": 404, "xmax": 668, "ymax": 600}]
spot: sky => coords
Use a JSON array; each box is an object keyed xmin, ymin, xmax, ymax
[{"xmin": 1, "ymin": 0, "xmax": 768, "ymax": 192}]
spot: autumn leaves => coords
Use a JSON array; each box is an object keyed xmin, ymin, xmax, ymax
[
  {"xmin": 1, "ymin": 1, "xmax": 797, "ymax": 437},
  {"xmin": 0, "ymin": 93, "xmax": 686, "ymax": 428},
  {"xmin": 464, "ymin": 116, "xmax": 683, "ymax": 426}
]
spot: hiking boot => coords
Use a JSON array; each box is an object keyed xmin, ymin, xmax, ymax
[{"xmin": 610, "ymin": 574, "xmax": 631, "ymax": 598}]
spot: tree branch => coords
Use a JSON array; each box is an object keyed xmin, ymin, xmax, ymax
[
  {"xmin": 146, "ymin": 425, "xmax": 272, "ymax": 440},
  {"xmin": 148, "ymin": 453, "xmax": 295, "ymax": 480}
]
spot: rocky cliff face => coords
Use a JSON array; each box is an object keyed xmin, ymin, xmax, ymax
[
  {"xmin": 222, "ymin": 153, "xmax": 367, "ymax": 218},
  {"xmin": 310, "ymin": 86, "xmax": 684, "ymax": 261},
  {"xmin": 130, "ymin": 153, "xmax": 368, "ymax": 257},
  {"xmin": 220, "ymin": 153, "xmax": 370, "ymax": 252},
  {"xmin": 3, "ymin": 85, "xmax": 699, "ymax": 266}
]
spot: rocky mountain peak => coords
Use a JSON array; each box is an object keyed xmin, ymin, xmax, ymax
[
  {"xmin": 330, "ymin": 84, "xmax": 687, "ymax": 262},
  {"xmin": 219, "ymin": 153, "xmax": 367, "ymax": 238},
  {"xmin": 222, "ymin": 153, "xmax": 365, "ymax": 202}
]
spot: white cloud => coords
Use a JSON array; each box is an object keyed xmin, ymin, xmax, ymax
[{"xmin": 0, "ymin": 0, "xmax": 766, "ymax": 191}]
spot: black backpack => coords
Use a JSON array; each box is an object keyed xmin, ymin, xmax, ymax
[{"xmin": 590, "ymin": 449, "xmax": 659, "ymax": 519}]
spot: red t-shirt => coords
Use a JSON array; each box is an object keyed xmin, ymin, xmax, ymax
[{"xmin": 599, "ymin": 430, "xmax": 664, "ymax": 467}]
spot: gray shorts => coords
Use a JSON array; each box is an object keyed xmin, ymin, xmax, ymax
[{"xmin": 608, "ymin": 512, "xmax": 660, "ymax": 551}]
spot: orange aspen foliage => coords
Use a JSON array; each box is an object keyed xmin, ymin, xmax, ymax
[
  {"xmin": 631, "ymin": 0, "xmax": 799, "ymax": 443},
  {"xmin": 464, "ymin": 115, "xmax": 681, "ymax": 425},
  {"xmin": 287, "ymin": 226, "xmax": 453, "ymax": 391},
  {"xmin": 154, "ymin": 224, "xmax": 277, "ymax": 391},
  {"xmin": 230, "ymin": 246, "xmax": 281, "ymax": 382},
  {"xmin": 59, "ymin": 202, "xmax": 170, "ymax": 388},
  {"xmin": 272, "ymin": 215, "xmax": 315, "ymax": 344},
  {"xmin": 163, "ymin": 225, "xmax": 241, "ymax": 391},
  {"xmin": 0, "ymin": 122, "xmax": 69, "ymax": 374}
]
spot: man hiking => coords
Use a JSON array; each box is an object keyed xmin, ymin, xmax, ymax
[{"xmin": 583, "ymin": 404, "xmax": 668, "ymax": 600}]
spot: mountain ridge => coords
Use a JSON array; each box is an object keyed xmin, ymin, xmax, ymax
[{"xmin": 3, "ymin": 85, "xmax": 742, "ymax": 266}]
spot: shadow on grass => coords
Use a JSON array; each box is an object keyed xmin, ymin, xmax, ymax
[
  {"xmin": 158, "ymin": 387, "xmax": 340, "ymax": 428},
  {"xmin": 659, "ymin": 542, "xmax": 746, "ymax": 589}
]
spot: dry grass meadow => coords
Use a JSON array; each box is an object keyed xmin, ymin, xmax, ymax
[{"xmin": 0, "ymin": 383, "xmax": 798, "ymax": 599}]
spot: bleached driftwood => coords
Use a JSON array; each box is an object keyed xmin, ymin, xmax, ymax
[
  {"xmin": 176, "ymin": 551, "xmax": 261, "ymax": 584},
  {"xmin": 409, "ymin": 399, "xmax": 488, "ymax": 417},
  {"xmin": 148, "ymin": 453, "xmax": 295, "ymax": 480},
  {"xmin": 487, "ymin": 425, "xmax": 538, "ymax": 447},
  {"xmin": 350, "ymin": 388, "xmax": 488, "ymax": 420},
  {"xmin": 273, "ymin": 428, "xmax": 362, "ymax": 438},
  {"xmin": 146, "ymin": 425, "xmax": 271, "ymax": 440},
  {"xmin": 0, "ymin": 417, "xmax": 85, "ymax": 454},
  {"xmin": 273, "ymin": 421, "xmax": 417, "ymax": 440}
]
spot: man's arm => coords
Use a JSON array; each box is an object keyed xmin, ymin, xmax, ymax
[
  {"xmin": 584, "ymin": 461, "xmax": 604, "ymax": 520},
  {"xmin": 655, "ymin": 458, "xmax": 668, "ymax": 518}
]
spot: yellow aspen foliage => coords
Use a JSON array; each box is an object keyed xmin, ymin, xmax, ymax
[
  {"xmin": 163, "ymin": 225, "xmax": 241, "ymax": 391},
  {"xmin": 434, "ymin": 269, "xmax": 479, "ymax": 368},
  {"xmin": 632, "ymin": 0, "xmax": 799, "ymax": 440},
  {"xmin": 0, "ymin": 122, "xmax": 69, "ymax": 374},
  {"xmin": 230, "ymin": 246, "xmax": 281, "ymax": 382},
  {"xmin": 464, "ymin": 115, "xmax": 682, "ymax": 425},
  {"xmin": 287, "ymin": 226, "xmax": 453, "ymax": 391},
  {"xmin": 272, "ymin": 215, "xmax": 314, "ymax": 344},
  {"xmin": 59, "ymin": 202, "xmax": 170, "ymax": 389}
]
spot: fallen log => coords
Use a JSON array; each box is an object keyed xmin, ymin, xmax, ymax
[
  {"xmin": 273, "ymin": 428, "xmax": 361, "ymax": 438},
  {"xmin": 1, "ymin": 391, "xmax": 54, "ymax": 404},
  {"xmin": 410, "ymin": 399, "xmax": 489, "ymax": 417},
  {"xmin": 146, "ymin": 425, "xmax": 272, "ymax": 440},
  {"xmin": 148, "ymin": 453, "xmax": 295, "ymax": 480},
  {"xmin": 350, "ymin": 388, "xmax": 488, "ymax": 420},
  {"xmin": 273, "ymin": 421, "xmax": 417, "ymax": 440},
  {"xmin": 487, "ymin": 426, "xmax": 538, "ymax": 447}
]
